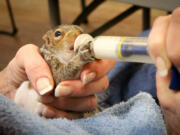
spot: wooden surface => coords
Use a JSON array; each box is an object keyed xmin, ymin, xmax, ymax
[{"xmin": 0, "ymin": 0, "xmax": 167, "ymax": 69}]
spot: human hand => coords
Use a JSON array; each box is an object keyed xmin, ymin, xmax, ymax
[
  {"xmin": 15, "ymin": 58, "xmax": 115, "ymax": 119},
  {"xmin": 2, "ymin": 44, "xmax": 115, "ymax": 119},
  {"xmin": 0, "ymin": 44, "xmax": 54, "ymax": 98},
  {"xmin": 148, "ymin": 8, "xmax": 180, "ymax": 134},
  {"xmin": 41, "ymin": 59, "xmax": 115, "ymax": 118}
]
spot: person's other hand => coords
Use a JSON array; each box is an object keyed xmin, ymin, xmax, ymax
[{"xmin": 148, "ymin": 7, "xmax": 180, "ymax": 134}]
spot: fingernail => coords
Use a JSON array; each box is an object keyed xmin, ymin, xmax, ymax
[
  {"xmin": 156, "ymin": 57, "xmax": 168, "ymax": 77},
  {"xmin": 82, "ymin": 72, "xmax": 96, "ymax": 85},
  {"xmin": 55, "ymin": 84, "xmax": 73, "ymax": 97},
  {"xmin": 42, "ymin": 107, "xmax": 55, "ymax": 118},
  {"xmin": 36, "ymin": 78, "xmax": 53, "ymax": 95}
]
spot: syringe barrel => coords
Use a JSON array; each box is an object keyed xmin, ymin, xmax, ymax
[{"xmin": 92, "ymin": 36, "xmax": 153, "ymax": 64}]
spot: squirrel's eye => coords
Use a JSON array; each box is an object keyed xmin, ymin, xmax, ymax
[{"xmin": 55, "ymin": 31, "xmax": 62, "ymax": 37}]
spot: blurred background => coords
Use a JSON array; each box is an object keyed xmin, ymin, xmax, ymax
[{"xmin": 0, "ymin": 0, "xmax": 175, "ymax": 69}]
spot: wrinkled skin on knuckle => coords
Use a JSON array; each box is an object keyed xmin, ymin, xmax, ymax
[{"xmin": 87, "ymin": 95, "xmax": 97, "ymax": 111}]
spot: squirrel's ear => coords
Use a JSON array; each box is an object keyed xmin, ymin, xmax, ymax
[{"xmin": 42, "ymin": 33, "xmax": 50, "ymax": 44}]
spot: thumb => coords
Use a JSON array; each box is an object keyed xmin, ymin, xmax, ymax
[
  {"xmin": 167, "ymin": 8, "xmax": 180, "ymax": 71},
  {"xmin": 14, "ymin": 44, "xmax": 54, "ymax": 95}
]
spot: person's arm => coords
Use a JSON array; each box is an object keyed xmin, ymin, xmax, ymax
[{"xmin": 148, "ymin": 7, "xmax": 180, "ymax": 134}]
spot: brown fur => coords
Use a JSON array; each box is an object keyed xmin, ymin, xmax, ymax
[{"xmin": 40, "ymin": 25, "xmax": 95, "ymax": 85}]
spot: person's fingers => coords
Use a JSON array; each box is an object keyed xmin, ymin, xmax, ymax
[
  {"xmin": 42, "ymin": 105, "xmax": 83, "ymax": 119},
  {"xmin": 148, "ymin": 15, "xmax": 171, "ymax": 77},
  {"xmin": 80, "ymin": 60, "xmax": 115, "ymax": 85},
  {"xmin": 13, "ymin": 44, "xmax": 54, "ymax": 95},
  {"xmin": 15, "ymin": 81, "xmax": 82, "ymax": 119},
  {"xmin": 38, "ymin": 95, "xmax": 54, "ymax": 104},
  {"xmin": 31, "ymin": 100, "xmax": 83, "ymax": 119},
  {"xmin": 27, "ymin": 100, "xmax": 83, "ymax": 119},
  {"xmin": 55, "ymin": 75, "xmax": 109, "ymax": 97},
  {"xmin": 49, "ymin": 95, "xmax": 97, "ymax": 112},
  {"xmin": 167, "ymin": 8, "xmax": 180, "ymax": 71}
]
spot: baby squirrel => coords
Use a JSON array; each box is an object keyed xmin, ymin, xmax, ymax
[
  {"xmin": 41, "ymin": 25, "xmax": 100, "ymax": 117},
  {"xmin": 41, "ymin": 25, "xmax": 95, "ymax": 85}
]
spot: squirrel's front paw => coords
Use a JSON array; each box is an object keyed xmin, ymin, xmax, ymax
[
  {"xmin": 15, "ymin": 81, "xmax": 55, "ymax": 118},
  {"xmin": 78, "ymin": 43, "xmax": 95, "ymax": 61}
]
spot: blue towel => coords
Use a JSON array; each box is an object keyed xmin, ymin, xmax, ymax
[
  {"xmin": 98, "ymin": 62, "xmax": 157, "ymax": 108},
  {"xmin": 0, "ymin": 92, "xmax": 166, "ymax": 135}
]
